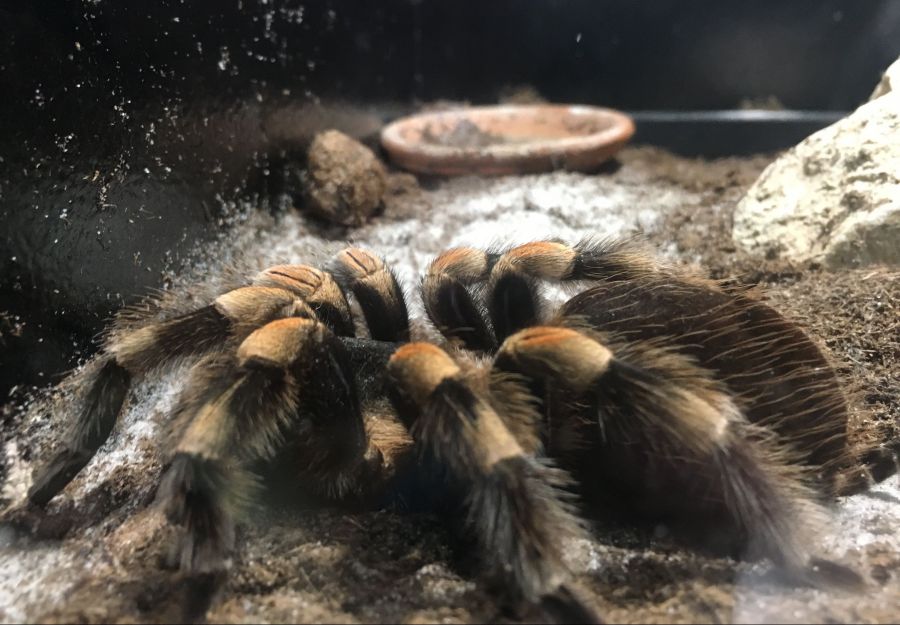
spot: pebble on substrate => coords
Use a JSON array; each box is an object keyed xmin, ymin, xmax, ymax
[{"xmin": 302, "ymin": 129, "xmax": 388, "ymax": 227}]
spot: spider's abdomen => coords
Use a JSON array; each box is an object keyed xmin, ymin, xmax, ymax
[{"xmin": 559, "ymin": 278, "xmax": 852, "ymax": 490}]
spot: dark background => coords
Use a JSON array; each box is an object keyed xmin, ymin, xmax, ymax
[{"xmin": 2, "ymin": 0, "xmax": 899, "ymax": 398}]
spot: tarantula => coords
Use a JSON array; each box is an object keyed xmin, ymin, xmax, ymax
[{"xmin": 25, "ymin": 238, "xmax": 898, "ymax": 622}]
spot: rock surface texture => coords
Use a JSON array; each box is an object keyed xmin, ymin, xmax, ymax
[{"xmin": 733, "ymin": 57, "xmax": 900, "ymax": 267}]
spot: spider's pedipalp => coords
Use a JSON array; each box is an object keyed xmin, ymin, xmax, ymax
[
  {"xmin": 421, "ymin": 247, "xmax": 496, "ymax": 352},
  {"xmin": 332, "ymin": 247, "xmax": 410, "ymax": 342},
  {"xmin": 387, "ymin": 343, "xmax": 597, "ymax": 622},
  {"xmin": 495, "ymin": 325, "xmax": 848, "ymax": 579},
  {"xmin": 252, "ymin": 264, "xmax": 355, "ymax": 336}
]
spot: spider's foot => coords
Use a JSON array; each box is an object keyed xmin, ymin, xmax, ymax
[
  {"xmin": 27, "ymin": 447, "xmax": 94, "ymax": 507},
  {"xmin": 158, "ymin": 454, "xmax": 236, "ymax": 574},
  {"xmin": 539, "ymin": 584, "xmax": 604, "ymax": 624}
]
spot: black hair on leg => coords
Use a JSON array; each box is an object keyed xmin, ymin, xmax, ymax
[
  {"xmin": 387, "ymin": 343, "xmax": 600, "ymax": 623},
  {"xmin": 332, "ymin": 248, "xmax": 410, "ymax": 342},
  {"xmin": 422, "ymin": 247, "xmax": 496, "ymax": 352},
  {"xmin": 495, "ymin": 325, "xmax": 859, "ymax": 586},
  {"xmin": 487, "ymin": 271, "xmax": 542, "ymax": 344},
  {"xmin": 28, "ymin": 356, "xmax": 131, "ymax": 506}
]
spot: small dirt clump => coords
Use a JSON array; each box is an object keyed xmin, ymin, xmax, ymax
[{"xmin": 303, "ymin": 129, "xmax": 387, "ymax": 227}]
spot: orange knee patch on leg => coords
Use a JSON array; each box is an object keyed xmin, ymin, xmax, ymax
[
  {"xmin": 509, "ymin": 326, "xmax": 583, "ymax": 348},
  {"xmin": 388, "ymin": 343, "xmax": 461, "ymax": 405},
  {"xmin": 495, "ymin": 241, "xmax": 576, "ymax": 280},
  {"xmin": 237, "ymin": 317, "xmax": 323, "ymax": 368},
  {"xmin": 501, "ymin": 326, "xmax": 613, "ymax": 390},
  {"xmin": 427, "ymin": 247, "xmax": 489, "ymax": 282}
]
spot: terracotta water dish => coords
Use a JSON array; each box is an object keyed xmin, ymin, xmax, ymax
[{"xmin": 380, "ymin": 104, "xmax": 635, "ymax": 176}]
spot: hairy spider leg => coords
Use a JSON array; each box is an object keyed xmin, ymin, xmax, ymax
[
  {"xmin": 157, "ymin": 317, "xmax": 373, "ymax": 572},
  {"xmin": 332, "ymin": 247, "xmax": 411, "ymax": 342},
  {"xmin": 421, "ymin": 247, "xmax": 497, "ymax": 352},
  {"xmin": 27, "ymin": 286, "xmax": 319, "ymax": 506},
  {"xmin": 834, "ymin": 438, "xmax": 900, "ymax": 495},
  {"xmin": 493, "ymin": 325, "xmax": 863, "ymax": 588},
  {"xmin": 422, "ymin": 237, "xmax": 863, "ymax": 497},
  {"xmin": 559, "ymin": 277, "xmax": 866, "ymax": 496},
  {"xmin": 387, "ymin": 343, "xmax": 600, "ymax": 624},
  {"xmin": 421, "ymin": 238, "xmax": 666, "ymax": 351}
]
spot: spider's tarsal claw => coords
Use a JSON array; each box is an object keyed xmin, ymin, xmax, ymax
[{"xmin": 497, "ymin": 326, "xmax": 613, "ymax": 391}]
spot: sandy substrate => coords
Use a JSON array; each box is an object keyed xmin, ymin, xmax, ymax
[{"xmin": 1, "ymin": 146, "xmax": 898, "ymax": 624}]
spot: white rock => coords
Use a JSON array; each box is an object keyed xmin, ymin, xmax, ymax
[
  {"xmin": 870, "ymin": 53, "xmax": 900, "ymax": 99},
  {"xmin": 733, "ymin": 57, "xmax": 900, "ymax": 267}
]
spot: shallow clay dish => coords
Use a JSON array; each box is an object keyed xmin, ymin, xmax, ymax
[{"xmin": 380, "ymin": 104, "xmax": 635, "ymax": 176}]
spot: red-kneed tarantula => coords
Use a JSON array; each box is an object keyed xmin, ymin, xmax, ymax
[{"xmin": 25, "ymin": 238, "xmax": 899, "ymax": 622}]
